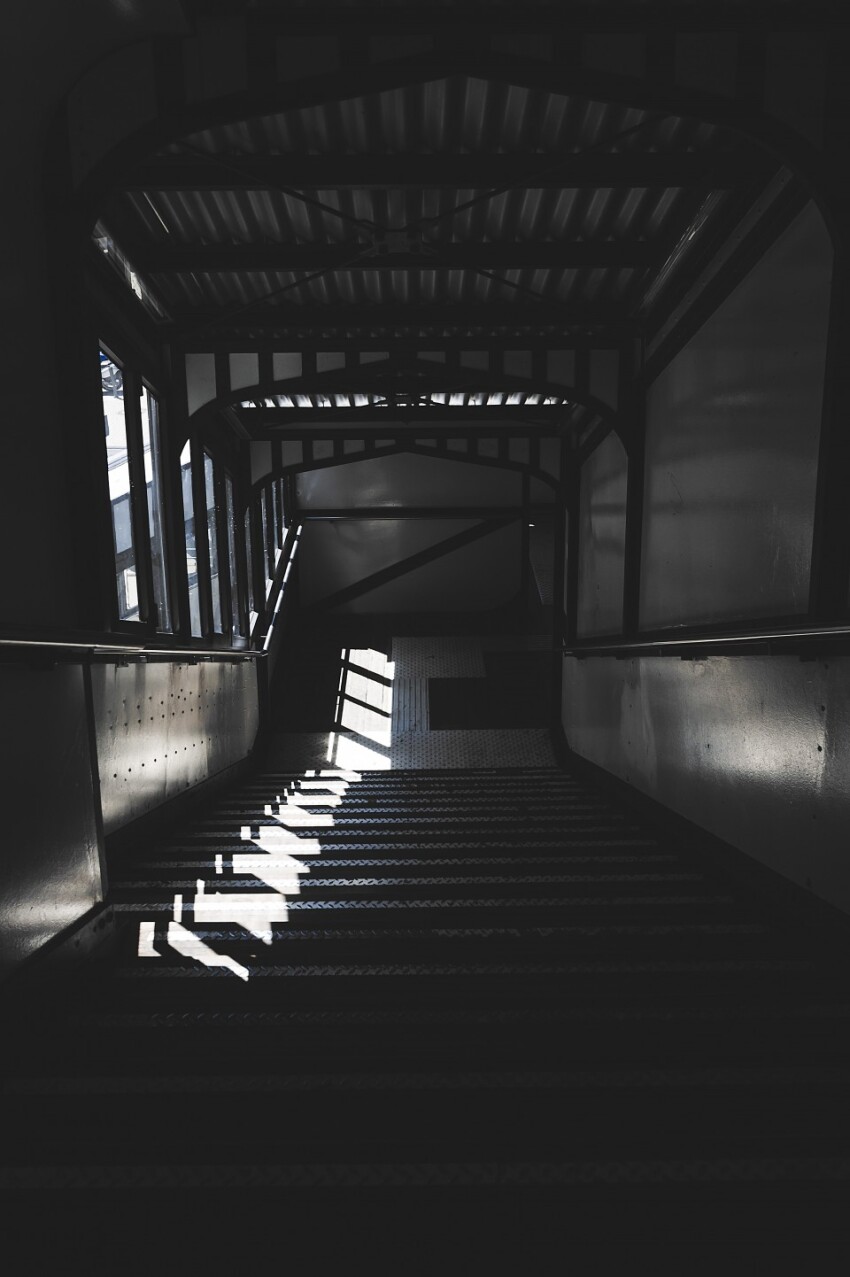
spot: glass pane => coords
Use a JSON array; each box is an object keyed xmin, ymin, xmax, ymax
[
  {"xmin": 205, "ymin": 452, "xmax": 223, "ymax": 633},
  {"xmin": 180, "ymin": 441, "xmax": 202, "ymax": 637},
  {"xmin": 101, "ymin": 350, "xmax": 138, "ymax": 621},
  {"xmin": 93, "ymin": 221, "xmax": 168, "ymax": 320},
  {"xmin": 141, "ymin": 388, "xmax": 171, "ymax": 632},
  {"xmin": 225, "ymin": 474, "xmax": 242, "ymax": 637},
  {"xmin": 244, "ymin": 508, "xmax": 256, "ymax": 624},
  {"xmin": 271, "ymin": 480, "xmax": 281, "ymax": 556},
  {"xmin": 260, "ymin": 488, "xmax": 273, "ymax": 594}
]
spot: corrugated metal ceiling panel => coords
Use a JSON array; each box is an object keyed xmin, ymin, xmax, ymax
[
  {"xmin": 127, "ymin": 183, "xmax": 685, "ymax": 247},
  {"xmin": 149, "ymin": 265, "xmax": 642, "ymax": 310},
  {"xmin": 170, "ymin": 80, "xmax": 703, "ymax": 158},
  {"xmin": 105, "ymin": 70, "xmax": 746, "ymax": 332}
]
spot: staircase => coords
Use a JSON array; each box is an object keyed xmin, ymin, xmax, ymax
[{"xmin": 5, "ymin": 762, "xmax": 850, "ymax": 1264}]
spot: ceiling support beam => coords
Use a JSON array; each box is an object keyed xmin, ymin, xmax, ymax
[
  {"xmin": 141, "ymin": 241, "xmax": 651, "ymax": 273},
  {"xmin": 170, "ymin": 301, "xmax": 637, "ymax": 337},
  {"xmin": 127, "ymin": 151, "xmax": 751, "ymax": 193}
]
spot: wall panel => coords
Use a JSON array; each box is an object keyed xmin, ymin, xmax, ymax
[
  {"xmin": 577, "ymin": 431, "xmax": 628, "ymax": 637},
  {"xmin": 300, "ymin": 519, "xmax": 521, "ymax": 613},
  {"xmin": 641, "ymin": 203, "xmax": 832, "ymax": 629},
  {"xmin": 562, "ymin": 654, "xmax": 850, "ymax": 915},
  {"xmin": 93, "ymin": 658, "xmax": 259, "ymax": 835},
  {"xmin": 296, "ymin": 452, "xmax": 521, "ymax": 510},
  {"xmin": 0, "ymin": 665, "xmax": 103, "ymax": 978}
]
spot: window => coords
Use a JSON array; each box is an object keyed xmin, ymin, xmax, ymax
[
  {"xmin": 204, "ymin": 452, "xmax": 223, "ymax": 633},
  {"xmin": 99, "ymin": 349, "xmax": 250, "ymax": 645},
  {"xmin": 224, "ymin": 473, "xmax": 242, "ymax": 637},
  {"xmin": 141, "ymin": 387, "xmax": 171, "ymax": 632},
  {"xmin": 278, "ymin": 477, "xmax": 287, "ymax": 536},
  {"xmin": 244, "ymin": 507, "xmax": 256, "ymax": 629},
  {"xmin": 101, "ymin": 346, "xmax": 178, "ymax": 631},
  {"xmin": 271, "ymin": 480, "xmax": 282, "ymax": 561},
  {"xmin": 260, "ymin": 487, "xmax": 272, "ymax": 594},
  {"xmin": 180, "ymin": 441, "xmax": 202, "ymax": 637},
  {"xmin": 101, "ymin": 350, "xmax": 139, "ymax": 621}
]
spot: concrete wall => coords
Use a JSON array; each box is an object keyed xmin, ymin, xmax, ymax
[
  {"xmin": 0, "ymin": 664, "xmax": 103, "ymax": 979},
  {"xmin": 92, "ymin": 658, "xmax": 260, "ymax": 836},
  {"xmin": 562, "ymin": 655, "xmax": 850, "ymax": 915},
  {"xmin": 0, "ymin": 654, "xmax": 260, "ymax": 980}
]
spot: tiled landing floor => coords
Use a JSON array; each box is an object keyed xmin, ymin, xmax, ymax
[{"xmin": 268, "ymin": 634, "xmax": 557, "ymax": 771}]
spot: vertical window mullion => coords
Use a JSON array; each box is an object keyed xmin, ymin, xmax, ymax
[{"xmin": 124, "ymin": 370, "xmax": 155, "ymax": 626}]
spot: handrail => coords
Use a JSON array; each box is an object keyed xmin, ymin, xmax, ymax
[
  {"xmin": 563, "ymin": 624, "xmax": 850, "ymax": 657},
  {"xmin": 0, "ymin": 635, "xmax": 263, "ymax": 660},
  {"xmin": 258, "ymin": 522, "xmax": 303, "ymax": 653}
]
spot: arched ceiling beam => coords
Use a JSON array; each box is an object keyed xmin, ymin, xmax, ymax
[{"xmin": 240, "ymin": 406, "xmax": 571, "ymax": 429}]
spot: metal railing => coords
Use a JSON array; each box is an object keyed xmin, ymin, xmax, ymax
[
  {"xmin": 0, "ymin": 633, "xmax": 263, "ymax": 662},
  {"xmin": 563, "ymin": 623, "xmax": 850, "ymax": 658},
  {"xmin": 256, "ymin": 523, "xmax": 303, "ymax": 654}
]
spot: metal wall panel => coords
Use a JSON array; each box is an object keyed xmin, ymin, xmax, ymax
[
  {"xmin": 92, "ymin": 659, "xmax": 260, "ymax": 835},
  {"xmin": 300, "ymin": 519, "xmax": 520, "ymax": 613},
  {"xmin": 185, "ymin": 352, "xmax": 217, "ymax": 416},
  {"xmin": 641, "ymin": 202, "xmax": 833, "ymax": 628},
  {"xmin": 562, "ymin": 654, "xmax": 850, "ymax": 915},
  {"xmin": 577, "ymin": 430, "xmax": 628, "ymax": 637},
  {"xmin": 296, "ymin": 452, "xmax": 521, "ymax": 509},
  {"xmin": 250, "ymin": 440, "xmax": 273, "ymax": 484},
  {"xmin": 0, "ymin": 665, "xmax": 103, "ymax": 978}
]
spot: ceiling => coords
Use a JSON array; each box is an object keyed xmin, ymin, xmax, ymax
[{"xmin": 90, "ymin": 42, "xmax": 778, "ymax": 432}]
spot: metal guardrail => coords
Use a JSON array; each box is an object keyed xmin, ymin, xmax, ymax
[
  {"xmin": 0, "ymin": 636, "xmax": 262, "ymax": 661},
  {"xmin": 563, "ymin": 624, "xmax": 850, "ymax": 658},
  {"xmin": 257, "ymin": 523, "xmax": 303, "ymax": 654}
]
